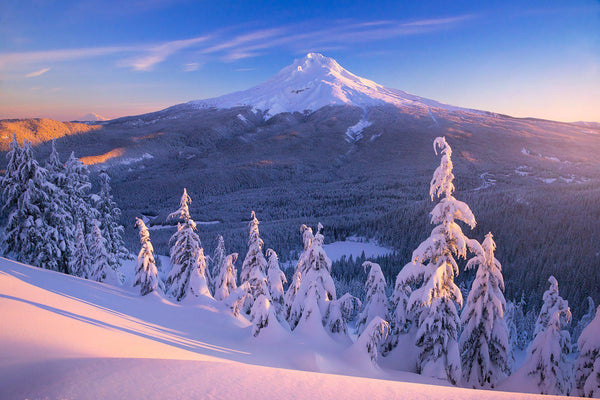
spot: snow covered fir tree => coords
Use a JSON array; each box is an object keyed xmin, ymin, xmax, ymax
[
  {"xmin": 388, "ymin": 137, "xmax": 482, "ymax": 385},
  {"xmin": 240, "ymin": 211, "xmax": 270, "ymax": 312},
  {"xmin": 164, "ymin": 188, "xmax": 211, "ymax": 301},
  {"xmin": 134, "ymin": 217, "xmax": 160, "ymax": 296},
  {"xmin": 459, "ymin": 233, "xmax": 511, "ymax": 388}
]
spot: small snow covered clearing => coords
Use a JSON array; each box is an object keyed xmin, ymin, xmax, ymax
[
  {"xmin": 323, "ymin": 237, "xmax": 393, "ymax": 261},
  {"xmin": 0, "ymin": 258, "xmax": 568, "ymax": 399}
]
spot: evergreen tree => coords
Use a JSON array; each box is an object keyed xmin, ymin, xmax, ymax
[
  {"xmin": 211, "ymin": 235, "xmax": 227, "ymax": 292},
  {"xmin": 44, "ymin": 140, "xmax": 74, "ymax": 273},
  {"xmin": 459, "ymin": 233, "xmax": 511, "ymax": 388},
  {"xmin": 0, "ymin": 135, "xmax": 23, "ymax": 211},
  {"xmin": 95, "ymin": 171, "xmax": 131, "ymax": 267},
  {"xmin": 349, "ymin": 317, "xmax": 390, "ymax": 364},
  {"xmin": 240, "ymin": 211, "xmax": 269, "ymax": 311},
  {"xmin": 534, "ymin": 276, "xmax": 570, "ymax": 337},
  {"xmin": 213, "ymin": 253, "xmax": 238, "ymax": 301},
  {"xmin": 250, "ymin": 294, "xmax": 282, "ymax": 337},
  {"xmin": 573, "ymin": 297, "xmax": 596, "ymax": 347},
  {"xmin": 1, "ymin": 140, "xmax": 67, "ymax": 271},
  {"xmin": 87, "ymin": 219, "xmax": 111, "ymax": 282},
  {"xmin": 357, "ymin": 261, "xmax": 389, "ymax": 336},
  {"xmin": 224, "ymin": 282, "xmax": 251, "ymax": 317},
  {"xmin": 288, "ymin": 223, "xmax": 336, "ymax": 329},
  {"xmin": 69, "ymin": 222, "xmax": 90, "ymax": 278},
  {"xmin": 64, "ymin": 152, "xmax": 97, "ymax": 234},
  {"xmin": 134, "ymin": 217, "xmax": 160, "ymax": 296},
  {"xmin": 389, "ymin": 137, "xmax": 481, "ymax": 385},
  {"xmin": 524, "ymin": 276, "xmax": 572, "ymax": 395},
  {"xmin": 284, "ymin": 224, "xmax": 313, "ymax": 320},
  {"xmin": 266, "ymin": 248, "xmax": 287, "ymax": 315},
  {"xmin": 576, "ymin": 304, "xmax": 600, "ymax": 397},
  {"xmin": 165, "ymin": 189, "xmax": 210, "ymax": 301}
]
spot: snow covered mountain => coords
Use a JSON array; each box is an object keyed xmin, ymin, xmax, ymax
[
  {"xmin": 76, "ymin": 112, "xmax": 108, "ymax": 122},
  {"xmin": 188, "ymin": 52, "xmax": 476, "ymax": 116}
]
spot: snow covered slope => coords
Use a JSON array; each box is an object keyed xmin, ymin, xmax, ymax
[
  {"xmin": 0, "ymin": 258, "xmax": 568, "ymax": 399},
  {"xmin": 188, "ymin": 53, "xmax": 477, "ymax": 116}
]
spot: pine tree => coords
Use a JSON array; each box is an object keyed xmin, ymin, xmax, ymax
[
  {"xmin": 288, "ymin": 223, "xmax": 336, "ymax": 329},
  {"xmin": 524, "ymin": 276, "xmax": 572, "ymax": 395},
  {"xmin": 134, "ymin": 217, "xmax": 159, "ymax": 296},
  {"xmin": 64, "ymin": 152, "xmax": 98, "ymax": 234},
  {"xmin": 534, "ymin": 276, "xmax": 570, "ymax": 337},
  {"xmin": 210, "ymin": 235, "xmax": 227, "ymax": 292},
  {"xmin": 165, "ymin": 189, "xmax": 210, "ymax": 301},
  {"xmin": 0, "ymin": 135, "xmax": 23, "ymax": 211},
  {"xmin": 284, "ymin": 224, "xmax": 313, "ymax": 320},
  {"xmin": 69, "ymin": 222, "xmax": 90, "ymax": 278},
  {"xmin": 44, "ymin": 140, "xmax": 74, "ymax": 273},
  {"xmin": 250, "ymin": 294, "xmax": 282, "ymax": 337},
  {"xmin": 240, "ymin": 211, "xmax": 269, "ymax": 311},
  {"xmin": 389, "ymin": 137, "xmax": 481, "ymax": 385},
  {"xmin": 213, "ymin": 253, "xmax": 238, "ymax": 301},
  {"xmin": 459, "ymin": 233, "xmax": 511, "ymax": 388},
  {"xmin": 575, "ymin": 304, "xmax": 600, "ymax": 396},
  {"xmin": 87, "ymin": 219, "xmax": 112, "ymax": 282},
  {"xmin": 224, "ymin": 282, "xmax": 251, "ymax": 317},
  {"xmin": 1, "ymin": 140, "xmax": 66, "ymax": 271},
  {"xmin": 266, "ymin": 248, "xmax": 287, "ymax": 315},
  {"xmin": 95, "ymin": 171, "xmax": 131, "ymax": 267},
  {"xmin": 573, "ymin": 297, "xmax": 595, "ymax": 347},
  {"xmin": 349, "ymin": 317, "xmax": 390, "ymax": 363},
  {"xmin": 357, "ymin": 261, "xmax": 389, "ymax": 336}
]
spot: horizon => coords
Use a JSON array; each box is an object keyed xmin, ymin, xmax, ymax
[{"xmin": 0, "ymin": 0, "xmax": 599, "ymax": 123}]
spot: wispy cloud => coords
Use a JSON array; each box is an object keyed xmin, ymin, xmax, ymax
[
  {"xmin": 122, "ymin": 36, "xmax": 210, "ymax": 71},
  {"xmin": 25, "ymin": 67, "xmax": 50, "ymax": 78},
  {"xmin": 0, "ymin": 14, "xmax": 476, "ymax": 73}
]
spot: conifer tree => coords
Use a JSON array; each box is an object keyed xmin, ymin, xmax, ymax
[
  {"xmin": 459, "ymin": 233, "xmax": 511, "ymax": 388},
  {"xmin": 134, "ymin": 217, "xmax": 159, "ymax": 295},
  {"xmin": 288, "ymin": 223, "xmax": 336, "ymax": 329},
  {"xmin": 266, "ymin": 248, "xmax": 287, "ymax": 315},
  {"xmin": 95, "ymin": 171, "xmax": 131, "ymax": 266},
  {"xmin": 69, "ymin": 222, "xmax": 90, "ymax": 278},
  {"xmin": 213, "ymin": 253, "xmax": 238, "ymax": 301},
  {"xmin": 165, "ymin": 189, "xmax": 210, "ymax": 301},
  {"xmin": 284, "ymin": 224, "xmax": 312, "ymax": 320},
  {"xmin": 1, "ymin": 140, "xmax": 67, "ymax": 271},
  {"xmin": 389, "ymin": 137, "xmax": 481, "ymax": 385},
  {"xmin": 576, "ymin": 304, "xmax": 600, "ymax": 397},
  {"xmin": 211, "ymin": 235, "xmax": 227, "ymax": 292},
  {"xmin": 88, "ymin": 219, "xmax": 112, "ymax": 282},
  {"xmin": 240, "ymin": 211, "xmax": 269, "ymax": 311},
  {"xmin": 573, "ymin": 297, "xmax": 595, "ymax": 347},
  {"xmin": 44, "ymin": 140, "xmax": 74, "ymax": 272},
  {"xmin": 0, "ymin": 135, "xmax": 23, "ymax": 210},
  {"xmin": 349, "ymin": 317, "xmax": 390, "ymax": 364},
  {"xmin": 64, "ymin": 152, "xmax": 97, "ymax": 234},
  {"xmin": 357, "ymin": 261, "xmax": 389, "ymax": 336},
  {"xmin": 250, "ymin": 294, "xmax": 282, "ymax": 337},
  {"xmin": 524, "ymin": 276, "xmax": 572, "ymax": 395}
]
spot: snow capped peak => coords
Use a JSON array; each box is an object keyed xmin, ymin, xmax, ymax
[
  {"xmin": 77, "ymin": 112, "xmax": 108, "ymax": 122},
  {"xmin": 188, "ymin": 53, "xmax": 472, "ymax": 116}
]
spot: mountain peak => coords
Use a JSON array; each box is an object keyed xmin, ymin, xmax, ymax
[{"xmin": 188, "ymin": 54, "xmax": 471, "ymax": 116}]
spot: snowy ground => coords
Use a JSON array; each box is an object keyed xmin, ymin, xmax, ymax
[
  {"xmin": 323, "ymin": 237, "xmax": 393, "ymax": 261},
  {"xmin": 0, "ymin": 258, "xmax": 570, "ymax": 399}
]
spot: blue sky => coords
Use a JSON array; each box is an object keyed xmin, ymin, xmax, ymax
[{"xmin": 0, "ymin": 0, "xmax": 598, "ymax": 122}]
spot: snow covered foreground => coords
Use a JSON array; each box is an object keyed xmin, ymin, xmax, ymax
[{"xmin": 0, "ymin": 259, "xmax": 567, "ymax": 400}]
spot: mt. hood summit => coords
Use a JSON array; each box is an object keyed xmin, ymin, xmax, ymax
[{"xmin": 187, "ymin": 53, "xmax": 473, "ymax": 117}]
